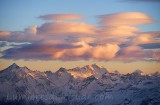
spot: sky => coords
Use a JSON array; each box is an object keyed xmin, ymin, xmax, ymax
[{"xmin": 0, "ymin": 0, "xmax": 160, "ymax": 74}]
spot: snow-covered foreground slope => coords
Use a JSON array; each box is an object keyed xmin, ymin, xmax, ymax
[{"xmin": 0, "ymin": 63, "xmax": 160, "ymax": 105}]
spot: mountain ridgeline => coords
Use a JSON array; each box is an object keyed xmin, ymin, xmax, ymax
[{"xmin": 0, "ymin": 63, "xmax": 160, "ymax": 105}]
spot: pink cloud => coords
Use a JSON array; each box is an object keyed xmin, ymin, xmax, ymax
[
  {"xmin": 2, "ymin": 40, "xmax": 120, "ymax": 61},
  {"xmin": 2, "ymin": 39, "xmax": 159, "ymax": 61},
  {"xmin": 24, "ymin": 25, "xmax": 37, "ymax": 35},
  {"xmin": 0, "ymin": 26, "xmax": 40, "ymax": 42},
  {"xmin": 52, "ymin": 42, "xmax": 120, "ymax": 61},
  {"xmin": 38, "ymin": 21, "xmax": 97, "ymax": 35},
  {"xmin": 0, "ymin": 31, "xmax": 11, "ymax": 41},
  {"xmin": 96, "ymin": 12, "xmax": 154, "ymax": 40},
  {"xmin": 99, "ymin": 25, "xmax": 139, "ymax": 38},
  {"xmin": 116, "ymin": 45, "xmax": 160, "ymax": 62},
  {"xmin": 0, "ymin": 31, "xmax": 11, "ymax": 36},
  {"xmin": 0, "ymin": 13, "xmax": 159, "ymax": 62},
  {"xmin": 152, "ymin": 50, "xmax": 160, "ymax": 61},
  {"xmin": 130, "ymin": 32, "xmax": 160, "ymax": 45},
  {"xmin": 99, "ymin": 12, "xmax": 153, "ymax": 26},
  {"xmin": 90, "ymin": 44, "xmax": 120, "ymax": 60},
  {"xmin": 52, "ymin": 41, "xmax": 91, "ymax": 59},
  {"xmin": 117, "ymin": 46, "xmax": 146, "ymax": 61},
  {"xmin": 39, "ymin": 14, "xmax": 83, "ymax": 21}
]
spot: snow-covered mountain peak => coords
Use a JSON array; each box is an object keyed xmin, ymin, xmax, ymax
[
  {"xmin": 56, "ymin": 67, "xmax": 67, "ymax": 74},
  {"xmin": 132, "ymin": 69, "xmax": 143, "ymax": 75},
  {"xmin": 0, "ymin": 63, "xmax": 20, "ymax": 75},
  {"xmin": 12, "ymin": 62, "xmax": 18, "ymax": 66},
  {"xmin": 113, "ymin": 70, "xmax": 121, "ymax": 75},
  {"xmin": 6, "ymin": 63, "xmax": 19, "ymax": 70},
  {"xmin": 67, "ymin": 64, "xmax": 108, "ymax": 79},
  {"xmin": 45, "ymin": 71, "xmax": 53, "ymax": 76},
  {"xmin": 16, "ymin": 66, "xmax": 32, "ymax": 74},
  {"xmin": 91, "ymin": 63, "xmax": 103, "ymax": 69}
]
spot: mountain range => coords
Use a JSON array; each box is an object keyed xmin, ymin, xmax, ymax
[{"xmin": 0, "ymin": 63, "xmax": 160, "ymax": 105}]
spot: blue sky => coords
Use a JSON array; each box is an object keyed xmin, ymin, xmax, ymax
[{"xmin": 0, "ymin": 0, "xmax": 160, "ymax": 31}]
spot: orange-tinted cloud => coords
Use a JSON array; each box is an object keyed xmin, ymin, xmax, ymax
[
  {"xmin": 1, "ymin": 40, "xmax": 120, "ymax": 61},
  {"xmin": 152, "ymin": 50, "xmax": 160, "ymax": 61},
  {"xmin": 0, "ymin": 31, "xmax": 11, "ymax": 41},
  {"xmin": 90, "ymin": 44, "xmax": 120, "ymax": 60},
  {"xmin": 39, "ymin": 14, "xmax": 83, "ymax": 21},
  {"xmin": 38, "ymin": 21, "xmax": 97, "ymax": 35},
  {"xmin": 99, "ymin": 25, "xmax": 139, "ymax": 38},
  {"xmin": 96, "ymin": 12, "xmax": 154, "ymax": 41},
  {"xmin": 130, "ymin": 32, "xmax": 160, "ymax": 45},
  {"xmin": 53, "ymin": 42, "xmax": 119, "ymax": 61},
  {"xmin": 117, "ymin": 46, "xmax": 146, "ymax": 61},
  {"xmin": 0, "ymin": 13, "xmax": 159, "ymax": 62},
  {"xmin": 99, "ymin": 12, "xmax": 153, "ymax": 26},
  {"xmin": 0, "ymin": 31, "xmax": 11, "ymax": 36},
  {"xmin": 52, "ymin": 41, "xmax": 91, "ymax": 59},
  {"xmin": 52, "ymin": 41, "xmax": 120, "ymax": 60},
  {"xmin": 0, "ymin": 26, "xmax": 40, "ymax": 42},
  {"xmin": 25, "ymin": 25, "xmax": 37, "ymax": 35}
]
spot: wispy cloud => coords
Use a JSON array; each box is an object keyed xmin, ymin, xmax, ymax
[{"xmin": 39, "ymin": 14, "xmax": 83, "ymax": 21}]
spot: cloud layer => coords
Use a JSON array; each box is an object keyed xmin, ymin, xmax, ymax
[{"xmin": 0, "ymin": 12, "xmax": 159, "ymax": 61}]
